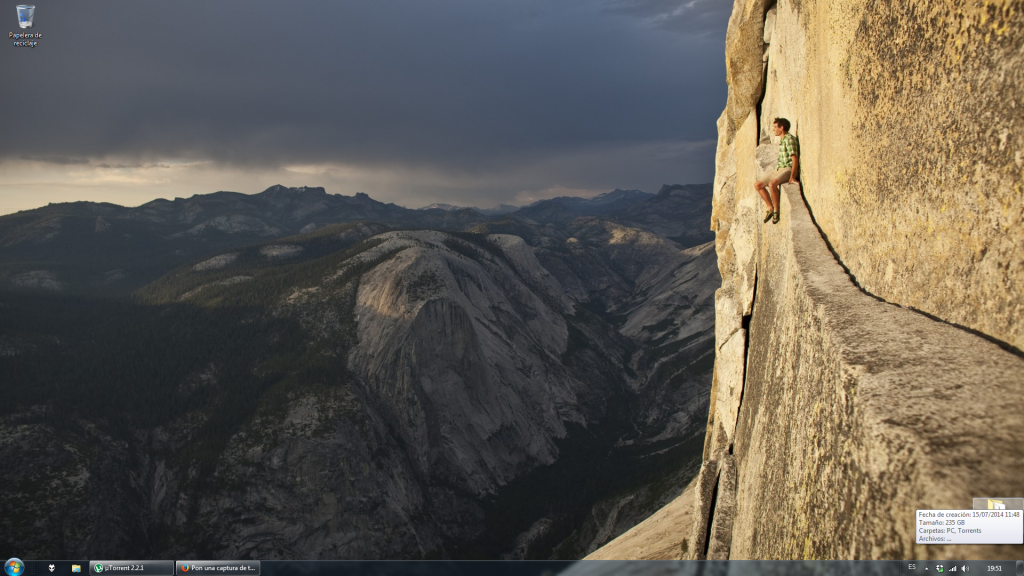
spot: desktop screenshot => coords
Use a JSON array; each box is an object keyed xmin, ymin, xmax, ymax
[{"xmin": 2, "ymin": 0, "xmax": 1022, "ymax": 574}]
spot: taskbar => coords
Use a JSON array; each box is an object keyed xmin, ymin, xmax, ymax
[{"xmin": 9, "ymin": 559, "xmax": 1024, "ymax": 576}]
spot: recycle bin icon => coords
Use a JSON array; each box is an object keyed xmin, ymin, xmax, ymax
[{"xmin": 17, "ymin": 5, "xmax": 35, "ymax": 28}]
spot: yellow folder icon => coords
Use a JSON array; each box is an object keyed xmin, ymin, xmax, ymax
[{"xmin": 988, "ymin": 499, "xmax": 1005, "ymax": 510}]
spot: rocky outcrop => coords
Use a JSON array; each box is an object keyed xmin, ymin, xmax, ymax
[
  {"xmin": 683, "ymin": 0, "xmax": 1024, "ymax": 561},
  {"xmin": 193, "ymin": 253, "xmax": 239, "ymax": 271},
  {"xmin": 348, "ymin": 230, "xmax": 577, "ymax": 496},
  {"xmin": 0, "ymin": 412, "xmax": 147, "ymax": 557},
  {"xmin": 10, "ymin": 270, "xmax": 63, "ymax": 291},
  {"xmin": 584, "ymin": 478, "xmax": 697, "ymax": 561},
  {"xmin": 260, "ymin": 245, "xmax": 303, "ymax": 259}
]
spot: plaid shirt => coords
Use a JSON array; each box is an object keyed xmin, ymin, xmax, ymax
[{"xmin": 777, "ymin": 133, "xmax": 799, "ymax": 169}]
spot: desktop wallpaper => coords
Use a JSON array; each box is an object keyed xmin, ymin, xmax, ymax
[{"xmin": 1, "ymin": 0, "xmax": 1021, "ymax": 564}]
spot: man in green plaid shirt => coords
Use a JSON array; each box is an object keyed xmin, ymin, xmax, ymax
[{"xmin": 754, "ymin": 117, "xmax": 800, "ymax": 224}]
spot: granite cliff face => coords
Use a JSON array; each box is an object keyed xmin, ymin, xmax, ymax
[
  {"xmin": 589, "ymin": 0, "xmax": 1024, "ymax": 562},
  {"xmin": 692, "ymin": 0, "xmax": 1024, "ymax": 561},
  {"xmin": 729, "ymin": 0, "xmax": 1024, "ymax": 350}
]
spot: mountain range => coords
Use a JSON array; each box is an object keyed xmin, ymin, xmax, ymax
[
  {"xmin": 0, "ymin": 184, "xmax": 718, "ymax": 559},
  {"xmin": 418, "ymin": 203, "xmax": 519, "ymax": 215},
  {"xmin": 0, "ymin": 184, "xmax": 711, "ymax": 295}
]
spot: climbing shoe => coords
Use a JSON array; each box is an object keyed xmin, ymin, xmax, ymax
[
  {"xmin": 763, "ymin": 209, "xmax": 774, "ymax": 223},
  {"xmin": 772, "ymin": 211, "xmax": 780, "ymax": 224}
]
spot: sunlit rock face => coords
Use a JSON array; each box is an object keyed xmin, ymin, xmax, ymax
[
  {"xmin": 678, "ymin": 0, "xmax": 1024, "ymax": 563},
  {"xmin": 752, "ymin": 0, "xmax": 1023, "ymax": 350},
  {"xmin": 348, "ymin": 231, "xmax": 576, "ymax": 496}
]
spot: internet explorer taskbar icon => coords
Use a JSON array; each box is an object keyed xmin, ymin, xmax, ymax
[{"xmin": 17, "ymin": 4, "xmax": 34, "ymax": 28}]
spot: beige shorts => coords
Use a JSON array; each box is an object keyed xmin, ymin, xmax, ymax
[{"xmin": 757, "ymin": 167, "xmax": 792, "ymax": 186}]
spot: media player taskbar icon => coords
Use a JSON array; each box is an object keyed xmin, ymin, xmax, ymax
[{"xmin": 17, "ymin": 4, "xmax": 35, "ymax": 28}]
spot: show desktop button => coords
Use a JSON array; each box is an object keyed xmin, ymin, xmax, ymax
[
  {"xmin": 175, "ymin": 563, "xmax": 258, "ymax": 576},
  {"xmin": 88, "ymin": 563, "xmax": 174, "ymax": 576}
]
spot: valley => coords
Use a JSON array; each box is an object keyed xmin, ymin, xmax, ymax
[{"xmin": 0, "ymin": 185, "xmax": 717, "ymax": 559}]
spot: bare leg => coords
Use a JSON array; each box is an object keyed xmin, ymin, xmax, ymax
[
  {"xmin": 769, "ymin": 179, "xmax": 782, "ymax": 212},
  {"xmin": 755, "ymin": 181, "xmax": 773, "ymax": 210}
]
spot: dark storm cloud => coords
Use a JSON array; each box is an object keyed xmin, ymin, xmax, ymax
[
  {"xmin": 4, "ymin": 0, "xmax": 727, "ymax": 197},
  {"xmin": 604, "ymin": 0, "xmax": 734, "ymax": 36},
  {"xmin": 12, "ymin": 155, "xmax": 169, "ymax": 170}
]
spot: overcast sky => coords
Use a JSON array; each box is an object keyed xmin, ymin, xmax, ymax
[{"xmin": 1, "ymin": 0, "xmax": 730, "ymax": 214}]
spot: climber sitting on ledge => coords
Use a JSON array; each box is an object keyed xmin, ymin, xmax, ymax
[{"xmin": 754, "ymin": 117, "xmax": 800, "ymax": 225}]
